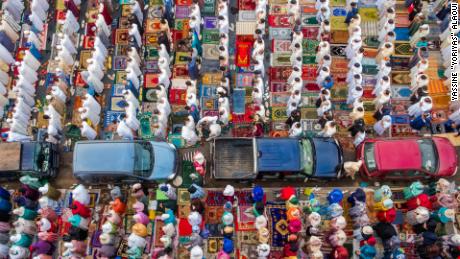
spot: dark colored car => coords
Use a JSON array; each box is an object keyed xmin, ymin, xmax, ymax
[
  {"xmin": 357, "ymin": 137, "xmax": 458, "ymax": 180},
  {"xmin": 73, "ymin": 140, "xmax": 178, "ymax": 184}
]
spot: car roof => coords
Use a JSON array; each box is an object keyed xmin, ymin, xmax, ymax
[
  {"xmin": 374, "ymin": 139, "xmax": 422, "ymax": 171},
  {"xmin": 256, "ymin": 138, "xmax": 301, "ymax": 172},
  {"xmin": 73, "ymin": 142, "xmax": 136, "ymax": 173},
  {"xmin": 311, "ymin": 137, "xmax": 341, "ymax": 177}
]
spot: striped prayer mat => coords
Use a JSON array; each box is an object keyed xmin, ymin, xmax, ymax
[{"xmin": 361, "ymin": 21, "xmax": 378, "ymax": 37}]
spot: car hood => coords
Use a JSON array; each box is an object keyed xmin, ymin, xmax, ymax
[
  {"xmin": 150, "ymin": 142, "xmax": 177, "ymax": 180},
  {"xmin": 433, "ymin": 137, "xmax": 458, "ymax": 176}
]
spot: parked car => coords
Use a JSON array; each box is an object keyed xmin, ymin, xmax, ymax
[
  {"xmin": 73, "ymin": 140, "xmax": 178, "ymax": 184},
  {"xmin": 357, "ymin": 137, "xmax": 458, "ymax": 180},
  {"xmin": 212, "ymin": 137, "xmax": 343, "ymax": 180},
  {"xmin": 0, "ymin": 141, "xmax": 59, "ymax": 179}
]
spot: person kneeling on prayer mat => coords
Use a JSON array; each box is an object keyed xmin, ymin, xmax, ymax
[{"xmin": 373, "ymin": 115, "xmax": 392, "ymax": 136}]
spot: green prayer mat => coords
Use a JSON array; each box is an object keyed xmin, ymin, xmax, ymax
[{"xmin": 203, "ymin": 30, "xmax": 220, "ymax": 44}]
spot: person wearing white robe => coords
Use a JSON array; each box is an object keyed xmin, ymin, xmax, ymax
[
  {"xmin": 127, "ymin": 58, "xmax": 141, "ymax": 77},
  {"xmin": 0, "ymin": 70, "xmax": 9, "ymax": 86},
  {"xmin": 153, "ymin": 122, "xmax": 167, "ymax": 138},
  {"xmin": 82, "ymin": 93, "xmax": 101, "ymax": 114},
  {"xmin": 317, "ymin": 99, "xmax": 331, "ymax": 116},
  {"xmin": 318, "ymin": 120, "xmax": 337, "ymax": 137},
  {"xmin": 376, "ymin": 42, "xmax": 394, "ymax": 64},
  {"xmin": 410, "ymin": 24, "xmax": 429, "ymax": 48},
  {"xmin": 376, "ymin": 62, "xmax": 392, "ymax": 81},
  {"xmin": 288, "ymin": 90, "xmax": 301, "ymax": 106},
  {"xmin": 350, "ymin": 106, "xmax": 364, "ymax": 122},
  {"xmin": 292, "ymin": 31, "xmax": 303, "ymax": 47},
  {"xmin": 96, "ymin": 14, "xmax": 110, "ymax": 37},
  {"xmin": 316, "ymin": 66, "xmax": 330, "ymax": 86},
  {"xmin": 158, "ymin": 57, "xmax": 171, "ymax": 77},
  {"xmin": 129, "ymin": 24, "xmax": 142, "ymax": 47},
  {"xmin": 252, "ymin": 39, "xmax": 265, "ymax": 58},
  {"xmin": 158, "ymin": 71, "xmax": 171, "ymax": 87},
  {"xmin": 8, "ymin": 122, "xmax": 28, "ymax": 137},
  {"xmin": 218, "ymin": 15, "xmax": 229, "ymax": 35},
  {"xmin": 345, "ymin": 38, "xmax": 362, "ymax": 60},
  {"xmin": 16, "ymin": 75, "xmax": 36, "ymax": 95},
  {"xmin": 17, "ymin": 62, "xmax": 38, "ymax": 83},
  {"xmin": 347, "ymin": 86, "xmax": 363, "ymax": 105},
  {"xmin": 87, "ymin": 59, "xmax": 104, "ymax": 80},
  {"xmin": 218, "ymin": 97, "xmax": 230, "ymax": 112},
  {"xmin": 449, "ymin": 107, "xmax": 460, "ymax": 124},
  {"xmin": 13, "ymin": 89, "xmax": 34, "ymax": 107},
  {"xmin": 0, "ymin": 94, "xmax": 7, "ymax": 118},
  {"xmin": 31, "ymin": 0, "xmax": 47, "ymax": 21},
  {"xmin": 378, "ymin": 19, "xmax": 395, "ymax": 43},
  {"xmin": 253, "ymin": 60, "xmax": 265, "ymax": 76},
  {"xmin": 288, "ymin": 67, "xmax": 302, "ymax": 85},
  {"xmin": 58, "ymin": 33, "xmax": 77, "ymax": 54},
  {"xmin": 410, "ymin": 74, "xmax": 429, "ymax": 91},
  {"xmin": 347, "ymin": 63, "xmax": 362, "ymax": 83},
  {"xmin": 289, "ymin": 122, "xmax": 303, "ymax": 138},
  {"xmin": 408, "ymin": 96, "xmax": 433, "ymax": 118},
  {"xmin": 316, "ymin": 41, "xmax": 330, "ymax": 63},
  {"xmin": 290, "ymin": 78, "xmax": 303, "ymax": 93},
  {"xmin": 125, "ymin": 107, "xmax": 140, "ymax": 131},
  {"xmin": 51, "ymin": 86, "xmax": 67, "ymax": 103},
  {"xmin": 24, "ymin": 30, "xmax": 42, "ymax": 50},
  {"xmin": 117, "ymin": 118, "xmax": 134, "ymax": 140},
  {"xmin": 316, "ymin": 7, "xmax": 330, "ymax": 23},
  {"xmin": 7, "ymin": 131, "xmax": 32, "ymax": 142},
  {"xmin": 92, "ymin": 46, "xmax": 107, "ymax": 66},
  {"xmin": 23, "ymin": 50, "xmax": 41, "ymax": 71},
  {"xmin": 122, "ymin": 90, "xmax": 139, "ymax": 110},
  {"xmin": 374, "ymin": 115, "xmax": 391, "ymax": 136},
  {"xmin": 29, "ymin": 13, "xmax": 44, "ymax": 31},
  {"xmin": 219, "ymin": 107, "xmax": 230, "ymax": 126},
  {"xmin": 256, "ymin": 0, "xmax": 267, "ymax": 12},
  {"xmin": 81, "ymin": 71, "xmax": 104, "ymax": 93},
  {"xmin": 197, "ymin": 116, "xmax": 221, "ymax": 140},
  {"xmin": 372, "ymin": 76, "xmax": 390, "ymax": 96},
  {"xmin": 349, "ymin": 47, "xmax": 364, "ymax": 67},
  {"xmin": 158, "ymin": 97, "xmax": 171, "ymax": 117},
  {"xmin": 290, "ymin": 43, "xmax": 303, "ymax": 64},
  {"xmin": 374, "ymin": 89, "xmax": 391, "ymax": 110},
  {"xmin": 81, "ymin": 121, "xmax": 97, "ymax": 140},
  {"xmin": 126, "ymin": 69, "xmax": 140, "ymax": 90},
  {"xmin": 129, "ymin": 47, "xmax": 142, "ymax": 64},
  {"xmin": 186, "ymin": 93, "xmax": 198, "ymax": 108},
  {"xmin": 189, "ymin": 16, "xmax": 201, "ymax": 36},
  {"xmin": 182, "ymin": 116, "xmax": 199, "ymax": 146},
  {"xmin": 56, "ymin": 47, "xmax": 74, "ymax": 67},
  {"xmin": 78, "ymin": 107, "xmax": 100, "ymax": 126}
]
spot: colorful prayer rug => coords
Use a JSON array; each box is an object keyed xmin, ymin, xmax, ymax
[
  {"xmin": 144, "ymin": 73, "xmax": 159, "ymax": 88},
  {"xmin": 203, "ymin": 44, "xmax": 219, "ymax": 60},
  {"xmin": 272, "ymin": 39, "xmax": 291, "ymax": 52},
  {"xmin": 269, "ymin": 67, "xmax": 292, "ymax": 81},
  {"xmin": 268, "ymin": 15, "xmax": 292, "ymax": 27},
  {"xmin": 391, "ymin": 85, "xmax": 412, "ymax": 99},
  {"xmin": 270, "ymin": 5, "xmax": 288, "ymax": 14},
  {"xmin": 332, "ymin": 7, "xmax": 347, "ymax": 16},
  {"xmin": 239, "ymin": 0, "xmax": 256, "ymax": 10},
  {"xmin": 302, "ymin": 26, "xmax": 320, "ymax": 40},
  {"xmin": 237, "ymin": 205, "xmax": 257, "ymax": 231},
  {"xmin": 271, "ymin": 52, "xmax": 291, "ymax": 66},
  {"xmin": 236, "ymin": 42, "xmax": 252, "ymax": 67},
  {"xmin": 302, "ymin": 64, "xmax": 319, "ymax": 81},
  {"xmin": 331, "ymin": 30, "xmax": 349, "ymax": 43},
  {"xmin": 271, "ymin": 107, "xmax": 288, "ymax": 121},
  {"xmin": 358, "ymin": 7, "xmax": 379, "ymax": 22},
  {"xmin": 330, "ymin": 16, "xmax": 347, "ymax": 31},
  {"xmin": 301, "ymin": 15, "xmax": 319, "ymax": 26},
  {"xmin": 202, "ymin": 73, "xmax": 222, "ymax": 85},
  {"xmin": 238, "ymin": 11, "xmax": 257, "ymax": 21},
  {"xmin": 392, "ymin": 71, "xmax": 411, "ymax": 85},
  {"xmin": 394, "ymin": 41, "xmax": 413, "ymax": 56},
  {"xmin": 202, "ymin": 0, "xmax": 216, "ymax": 16},
  {"xmin": 203, "ymin": 29, "xmax": 220, "ymax": 44},
  {"xmin": 175, "ymin": 6, "xmax": 190, "ymax": 19},
  {"xmin": 270, "ymin": 81, "xmax": 290, "ymax": 92},
  {"xmin": 302, "ymin": 39, "xmax": 319, "ymax": 55},
  {"xmin": 233, "ymin": 89, "xmax": 247, "ymax": 114},
  {"xmin": 330, "ymin": 44, "xmax": 347, "ymax": 57},
  {"xmin": 395, "ymin": 28, "xmax": 410, "ymax": 41},
  {"xmin": 270, "ymin": 92, "xmax": 290, "ymax": 107},
  {"xmin": 268, "ymin": 28, "xmax": 292, "ymax": 40},
  {"xmin": 266, "ymin": 205, "xmax": 288, "ymax": 249},
  {"xmin": 236, "ymin": 73, "xmax": 255, "ymax": 87}
]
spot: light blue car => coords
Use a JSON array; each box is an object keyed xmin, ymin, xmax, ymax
[{"xmin": 73, "ymin": 140, "xmax": 178, "ymax": 184}]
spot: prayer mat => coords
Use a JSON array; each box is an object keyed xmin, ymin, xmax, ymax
[
  {"xmin": 173, "ymin": 65, "xmax": 188, "ymax": 78},
  {"xmin": 239, "ymin": 10, "xmax": 257, "ymax": 21},
  {"xmin": 362, "ymin": 65, "xmax": 378, "ymax": 75},
  {"xmin": 391, "ymin": 85, "xmax": 412, "ymax": 99},
  {"xmin": 304, "ymin": 82, "xmax": 320, "ymax": 91},
  {"xmin": 203, "ymin": 0, "xmax": 216, "ymax": 16},
  {"xmin": 363, "ymin": 47, "xmax": 378, "ymax": 58},
  {"xmin": 331, "ymin": 30, "xmax": 349, "ymax": 44},
  {"xmin": 201, "ymin": 85, "xmax": 217, "ymax": 97},
  {"xmin": 429, "ymin": 79, "xmax": 448, "ymax": 94},
  {"xmin": 392, "ymin": 124, "xmax": 418, "ymax": 137},
  {"xmin": 363, "ymin": 88, "xmax": 375, "ymax": 99},
  {"xmin": 301, "ymin": 15, "xmax": 319, "ymax": 26},
  {"xmin": 177, "ymin": 188, "xmax": 191, "ymax": 205},
  {"xmin": 239, "ymin": 0, "xmax": 256, "ymax": 10},
  {"xmin": 391, "ymin": 114, "xmax": 411, "ymax": 124},
  {"xmin": 270, "ymin": 92, "xmax": 290, "ymax": 106},
  {"xmin": 395, "ymin": 13, "xmax": 410, "ymax": 27},
  {"xmin": 331, "ymin": 87, "xmax": 348, "ymax": 100},
  {"xmin": 271, "ymin": 52, "xmax": 291, "ymax": 67},
  {"xmin": 78, "ymin": 50, "xmax": 92, "ymax": 70},
  {"xmin": 390, "ymin": 56, "xmax": 411, "ymax": 70},
  {"xmin": 115, "ymin": 29, "xmax": 129, "ymax": 45},
  {"xmin": 104, "ymin": 111, "xmax": 123, "ymax": 128},
  {"xmin": 395, "ymin": 28, "xmax": 410, "ymax": 41},
  {"xmin": 301, "ymin": 4, "xmax": 316, "ymax": 13},
  {"xmin": 268, "ymin": 15, "xmax": 292, "ymax": 27},
  {"xmin": 147, "ymin": 5, "xmax": 163, "ymax": 19},
  {"xmin": 394, "ymin": 41, "xmax": 413, "ymax": 56},
  {"xmin": 301, "ymin": 107, "xmax": 319, "ymax": 119},
  {"xmin": 270, "ymin": 81, "xmax": 289, "ymax": 92},
  {"xmin": 238, "ymin": 238, "xmax": 258, "ymax": 256},
  {"xmin": 269, "ymin": 28, "xmax": 292, "ymax": 40},
  {"xmin": 390, "ymin": 100, "xmax": 411, "ymax": 114},
  {"xmin": 302, "ymin": 64, "xmax": 319, "ymax": 81},
  {"xmin": 175, "ymin": 6, "xmax": 190, "ymax": 19},
  {"xmin": 169, "ymin": 89, "xmax": 187, "ymax": 105},
  {"xmin": 145, "ymin": 60, "xmax": 160, "ymax": 73},
  {"xmin": 392, "ymin": 71, "xmax": 411, "ymax": 85},
  {"xmin": 332, "ymin": 7, "xmax": 347, "ymax": 16},
  {"xmin": 270, "ymin": 5, "xmax": 289, "ymax": 15},
  {"xmin": 271, "ymin": 122, "xmax": 288, "ymax": 131},
  {"xmin": 364, "ymin": 36, "xmax": 380, "ymax": 48},
  {"xmin": 145, "ymin": 47, "xmax": 159, "ymax": 59},
  {"xmin": 270, "ymin": 67, "xmax": 292, "ymax": 81},
  {"xmin": 82, "ymin": 36, "xmax": 95, "ymax": 49},
  {"xmin": 332, "ymin": 72, "xmax": 347, "ymax": 85},
  {"xmin": 236, "ymin": 22, "xmax": 257, "ymax": 35},
  {"xmin": 201, "ymin": 97, "xmax": 218, "ymax": 111},
  {"xmin": 331, "ymin": 57, "xmax": 348, "ymax": 73},
  {"xmin": 207, "ymin": 238, "xmax": 224, "ymax": 254},
  {"xmin": 363, "ymin": 75, "xmax": 378, "ymax": 87},
  {"xmin": 432, "ymin": 95, "xmax": 450, "ymax": 110},
  {"xmin": 113, "ymin": 56, "xmax": 127, "ymax": 71},
  {"xmin": 301, "ymin": 92, "xmax": 320, "ymax": 108},
  {"xmin": 110, "ymin": 97, "xmax": 127, "ymax": 112},
  {"xmin": 205, "ymin": 206, "xmax": 224, "ymax": 224},
  {"xmin": 302, "ymin": 39, "xmax": 319, "ymax": 55},
  {"xmin": 171, "ymin": 78, "xmax": 189, "ymax": 89},
  {"xmin": 175, "ymin": 0, "xmax": 192, "ymax": 5},
  {"xmin": 266, "ymin": 205, "xmax": 288, "ymax": 249},
  {"xmin": 111, "ymin": 84, "xmax": 126, "ymax": 97},
  {"xmin": 330, "ymin": 16, "xmax": 347, "ymax": 31},
  {"xmin": 358, "ymin": 7, "xmax": 378, "ymax": 22},
  {"xmin": 203, "ymin": 29, "xmax": 220, "ymax": 44},
  {"xmin": 271, "ymin": 106, "xmax": 288, "ymax": 121},
  {"xmin": 236, "ymin": 41, "xmax": 252, "ymax": 67},
  {"xmin": 233, "ymin": 88, "xmax": 247, "ymax": 114},
  {"xmin": 272, "ymin": 39, "xmax": 291, "ymax": 52},
  {"xmin": 236, "ymin": 73, "xmax": 255, "ymax": 87},
  {"xmin": 330, "ymin": 44, "xmax": 347, "ymax": 57},
  {"xmin": 302, "ymin": 26, "xmax": 320, "ymax": 40},
  {"xmin": 175, "ymin": 52, "xmax": 191, "ymax": 65},
  {"xmin": 269, "ymin": 0, "xmax": 288, "ymax": 4},
  {"xmin": 330, "ymin": 0, "xmax": 346, "ymax": 6},
  {"xmin": 145, "ymin": 19, "xmax": 161, "ymax": 33},
  {"xmin": 203, "ymin": 44, "xmax": 219, "ymax": 60},
  {"xmin": 174, "ymin": 19, "xmax": 190, "ymax": 34},
  {"xmin": 144, "ymin": 73, "xmax": 159, "ymax": 88},
  {"xmin": 361, "ymin": 21, "xmax": 378, "ymax": 37},
  {"xmin": 145, "ymin": 33, "xmax": 160, "ymax": 47},
  {"xmin": 144, "ymin": 88, "xmax": 159, "ymax": 102},
  {"xmin": 202, "ymin": 73, "xmax": 222, "ymax": 85},
  {"xmin": 203, "ymin": 17, "xmax": 218, "ymax": 29}
]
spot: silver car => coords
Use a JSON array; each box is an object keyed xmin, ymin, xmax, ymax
[{"xmin": 73, "ymin": 140, "xmax": 178, "ymax": 183}]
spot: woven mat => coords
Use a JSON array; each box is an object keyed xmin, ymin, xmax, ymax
[
  {"xmin": 361, "ymin": 21, "xmax": 378, "ymax": 37},
  {"xmin": 266, "ymin": 205, "xmax": 288, "ymax": 250},
  {"xmin": 391, "ymin": 85, "xmax": 412, "ymax": 99},
  {"xmin": 394, "ymin": 41, "xmax": 413, "ymax": 56},
  {"xmin": 358, "ymin": 7, "xmax": 379, "ymax": 22}
]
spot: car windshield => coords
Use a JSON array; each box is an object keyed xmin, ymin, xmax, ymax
[
  {"xmin": 364, "ymin": 143, "xmax": 377, "ymax": 172},
  {"xmin": 34, "ymin": 143, "xmax": 49, "ymax": 172},
  {"xmin": 417, "ymin": 139, "xmax": 438, "ymax": 173},
  {"xmin": 134, "ymin": 142, "xmax": 154, "ymax": 177},
  {"xmin": 301, "ymin": 139, "xmax": 314, "ymax": 175}
]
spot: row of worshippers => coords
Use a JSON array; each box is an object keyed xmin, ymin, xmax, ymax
[
  {"xmin": 1, "ymin": 0, "xmax": 26, "ymax": 141},
  {"xmin": 79, "ymin": 4, "xmax": 114, "ymax": 140}
]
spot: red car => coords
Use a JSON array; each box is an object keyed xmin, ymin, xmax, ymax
[{"xmin": 357, "ymin": 137, "xmax": 458, "ymax": 180}]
